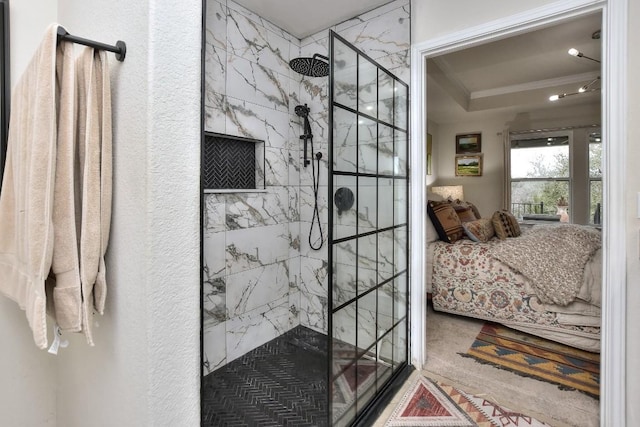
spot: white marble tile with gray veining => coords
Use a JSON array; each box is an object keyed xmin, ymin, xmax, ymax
[
  {"xmin": 264, "ymin": 148, "xmax": 289, "ymax": 186},
  {"xmin": 204, "ymin": 92, "xmax": 227, "ymax": 134},
  {"xmin": 334, "ymin": 0, "xmax": 409, "ymax": 34},
  {"xmin": 299, "ymin": 221, "xmax": 330, "ymax": 258},
  {"xmin": 333, "ymin": 107, "xmax": 357, "ymax": 149},
  {"xmin": 203, "ymin": 230, "xmax": 226, "ymax": 278},
  {"xmin": 227, "ymin": 7, "xmax": 291, "ymax": 76},
  {"xmin": 203, "ymin": 322, "xmax": 226, "ymax": 375},
  {"xmin": 299, "ymin": 292, "xmax": 328, "ymax": 334},
  {"xmin": 205, "ymin": 42, "xmax": 226, "ymax": 96},
  {"xmin": 394, "ymin": 180, "xmax": 408, "ymax": 224},
  {"xmin": 338, "ymin": 3, "xmax": 410, "ymax": 61},
  {"xmin": 203, "ymin": 275, "xmax": 227, "ymax": 327},
  {"xmin": 378, "ymin": 124, "xmax": 394, "ymax": 175},
  {"xmin": 299, "ymin": 185, "xmax": 328, "ymax": 225},
  {"xmin": 227, "ymin": 54, "xmax": 290, "ymax": 112},
  {"xmin": 226, "ymin": 260, "xmax": 289, "ymax": 317},
  {"xmin": 226, "ymin": 0, "xmax": 298, "ymax": 44},
  {"xmin": 395, "ymin": 226, "xmax": 408, "ymax": 273},
  {"xmin": 206, "ymin": 0, "xmax": 228, "ymax": 51},
  {"xmin": 225, "ymin": 295, "xmax": 291, "ymax": 363},
  {"xmin": 301, "ymin": 30, "xmax": 328, "ymax": 50},
  {"xmin": 225, "ymin": 97, "xmax": 289, "ymax": 149},
  {"xmin": 288, "ymin": 255, "xmax": 300, "ymax": 290},
  {"xmin": 288, "ymin": 222, "xmax": 301, "ymax": 259},
  {"xmin": 395, "ymin": 130, "xmax": 408, "ymax": 175},
  {"xmin": 225, "ymin": 187, "xmax": 288, "ymax": 229},
  {"xmin": 288, "ymin": 148, "xmax": 300, "ymax": 188},
  {"xmin": 226, "ymin": 223, "xmax": 289, "ymax": 274},
  {"xmin": 358, "ymin": 295, "xmax": 377, "ymax": 349},
  {"xmin": 378, "ymin": 178, "xmax": 394, "ymax": 229},
  {"xmin": 299, "ymin": 256, "xmax": 327, "ymax": 296},
  {"xmin": 288, "ymin": 185, "xmax": 300, "ymax": 222},
  {"xmin": 289, "ymin": 290, "xmax": 301, "ymax": 328},
  {"xmin": 299, "ymin": 151, "xmax": 328, "ymax": 187},
  {"xmin": 204, "ymin": 193, "xmax": 226, "ymax": 235}
]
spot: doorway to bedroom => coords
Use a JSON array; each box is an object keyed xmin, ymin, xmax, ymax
[{"xmin": 421, "ymin": 9, "xmax": 604, "ymax": 427}]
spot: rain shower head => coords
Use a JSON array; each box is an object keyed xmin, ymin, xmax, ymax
[
  {"xmin": 289, "ymin": 53, "xmax": 329, "ymax": 77},
  {"xmin": 295, "ymin": 104, "xmax": 310, "ymax": 118}
]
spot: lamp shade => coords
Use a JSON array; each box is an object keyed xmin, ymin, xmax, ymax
[{"xmin": 430, "ymin": 185, "xmax": 464, "ymax": 201}]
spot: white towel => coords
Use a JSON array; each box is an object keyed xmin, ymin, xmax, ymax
[
  {"xmin": 75, "ymin": 47, "xmax": 112, "ymax": 345},
  {"xmin": 0, "ymin": 24, "xmax": 75, "ymax": 349}
]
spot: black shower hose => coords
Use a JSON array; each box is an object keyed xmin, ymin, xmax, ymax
[{"xmin": 309, "ymin": 138, "xmax": 324, "ymax": 250}]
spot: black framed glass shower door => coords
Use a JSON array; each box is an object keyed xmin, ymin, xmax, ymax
[{"xmin": 328, "ymin": 31, "xmax": 409, "ymax": 426}]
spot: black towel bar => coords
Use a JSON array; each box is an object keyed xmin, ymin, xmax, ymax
[{"xmin": 57, "ymin": 27, "xmax": 126, "ymax": 62}]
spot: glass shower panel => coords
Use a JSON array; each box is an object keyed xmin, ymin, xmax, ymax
[
  {"xmin": 394, "ymin": 226, "xmax": 407, "ymax": 275},
  {"xmin": 378, "ymin": 70, "xmax": 394, "ymax": 124},
  {"xmin": 378, "ymin": 124, "xmax": 394, "ymax": 175},
  {"xmin": 357, "ymin": 290, "xmax": 377, "ymax": 352},
  {"xmin": 333, "ymin": 240, "xmax": 357, "ymax": 308},
  {"xmin": 357, "ymin": 234, "xmax": 377, "ymax": 294},
  {"xmin": 378, "ymin": 178, "xmax": 394, "ymax": 229},
  {"xmin": 333, "ymin": 38, "xmax": 357, "ymax": 110},
  {"xmin": 394, "ymin": 130, "xmax": 407, "ymax": 176},
  {"xmin": 358, "ymin": 57, "xmax": 377, "ymax": 117},
  {"xmin": 333, "ymin": 106, "xmax": 357, "ymax": 173},
  {"xmin": 358, "ymin": 117, "xmax": 377, "ymax": 174},
  {"xmin": 377, "ymin": 229, "xmax": 393, "ymax": 283},
  {"xmin": 394, "ymin": 81, "xmax": 408, "ymax": 130},
  {"xmin": 394, "ymin": 273, "xmax": 407, "ymax": 322},
  {"xmin": 358, "ymin": 176, "xmax": 377, "ymax": 234},
  {"xmin": 330, "ymin": 31, "xmax": 409, "ymax": 426},
  {"xmin": 333, "ymin": 175, "xmax": 357, "ymax": 240}
]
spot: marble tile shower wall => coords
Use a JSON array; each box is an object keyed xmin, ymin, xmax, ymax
[
  {"xmin": 202, "ymin": 0, "xmax": 410, "ymax": 374},
  {"xmin": 296, "ymin": 0, "xmax": 410, "ymax": 338},
  {"xmin": 203, "ymin": 0, "xmax": 304, "ymax": 374}
]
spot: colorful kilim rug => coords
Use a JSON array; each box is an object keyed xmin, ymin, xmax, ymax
[
  {"xmin": 461, "ymin": 323, "xmax": 600, "ymax": 398},
  {"xmin": 384, "ymin": 375, "xmax": 549, "ymax": 426}
]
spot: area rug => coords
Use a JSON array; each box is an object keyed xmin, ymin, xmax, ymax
[
  {"xmin": 384, "ymin": 375, "xmax": 549, "ymax": 426},
  {"xmin": 460, "ymin": 323, "xmax": 600, "ymax": 398}
]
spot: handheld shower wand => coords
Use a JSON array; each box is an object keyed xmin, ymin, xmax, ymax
[{"xmin": 295, "ymin": 104, "xmax": 324, "ymax": 250}]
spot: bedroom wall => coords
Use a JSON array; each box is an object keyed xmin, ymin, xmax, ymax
[{"xmin": 430, "ymin": 105, "xmax": 601, "ymax": 220}]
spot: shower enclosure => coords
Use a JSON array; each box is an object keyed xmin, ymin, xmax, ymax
[
  {"xmin": 329, "ymin": 31, "xmax": 409, "ymax": 425},
  {"xmin": 201, "ymin": 1, "xmax": 410, "ymax": 425}
]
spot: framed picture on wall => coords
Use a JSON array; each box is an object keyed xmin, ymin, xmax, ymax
[
  {"xmin": 455, "ymin": 133, "xmax": 481, "ymax": 154},
  {"xmin": 426, "ymin": 132, "xmax": 433, "ymax": 175},
  {"xmin": 455, "ymin": 154, "xmax": 483, "ymax": 176}
]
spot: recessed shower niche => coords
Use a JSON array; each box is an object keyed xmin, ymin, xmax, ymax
[{"xmin": 203, "ymin": 132, "xmax": 265, "ymax": 191}]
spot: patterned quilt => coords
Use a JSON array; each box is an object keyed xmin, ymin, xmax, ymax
[{"xmin": 431, "ymin": 237, "xmax": 600, "ymax": 339}]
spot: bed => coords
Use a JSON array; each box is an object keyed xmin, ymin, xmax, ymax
[{"xmin": 426, "ymin": 198, "xmax": 602, "ymax": 353}]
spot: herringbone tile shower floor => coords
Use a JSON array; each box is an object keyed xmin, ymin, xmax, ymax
[{"xmin": 202, "ymin": 326, "xmax": 329, "ymax": 426}]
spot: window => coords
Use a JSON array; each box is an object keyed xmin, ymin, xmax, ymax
[
  {"xmin": 510, "ymin": 135, "xmax": 570, "ymax": 220},
  {"xmin": 589, "ymin": 132, "xmax": 602, "ymax": 224}
]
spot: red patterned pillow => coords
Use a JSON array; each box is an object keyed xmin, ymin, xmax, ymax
[
  {"xmin": 427, "ymin": 201, "xmax": 464, "ymax": 243},
  {"xmin": 491, "ymin": 210, "xmax": 521, "ymax": 239}
]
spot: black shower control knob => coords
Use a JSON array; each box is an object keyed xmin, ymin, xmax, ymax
[{"xmin": 334, "ymin": 187, "xmax": 354, "ymax": 215}]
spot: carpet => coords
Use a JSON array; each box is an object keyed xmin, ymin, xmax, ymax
[
  {"xmin": 461, "ymin": 323, "xmax": 600, "ymax": 398},
  {"xmin": 384, "ymin": 375, "xmax": 549, "ymax": 426}
]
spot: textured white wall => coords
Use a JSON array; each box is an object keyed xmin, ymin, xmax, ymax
[
  {"xmin": 0, "ymin": 1, "xmax": 58, "ymax": 425},
  {"xmin": 54, "ymin": 0, "xmax": 201, "ymax": 425},
  {"xmin": 412, "ymin": 0, "xmax": 558, "ymax": 41}
]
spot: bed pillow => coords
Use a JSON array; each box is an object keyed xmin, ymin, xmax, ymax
[
  {"xmin": 427, "ymin": 201, "xmax": 465, "ymax": 243},
  {"xmin": 427, "ymin": 193, "xmax": 446, "ymax": 243},
  {"xmin": 453, "ymin": 205, "xmax": 477, "ymax": 223},
  {"xmin": 463, "ymin": 218, "xmax": 495, "ymax": 243},
  {"xmin": 451, "ymin": 199, "xmax": 482, "ymax": 219},
  {"xmin": 492, "ymin": 210, "xmax": 521, "ymax": 239}
]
